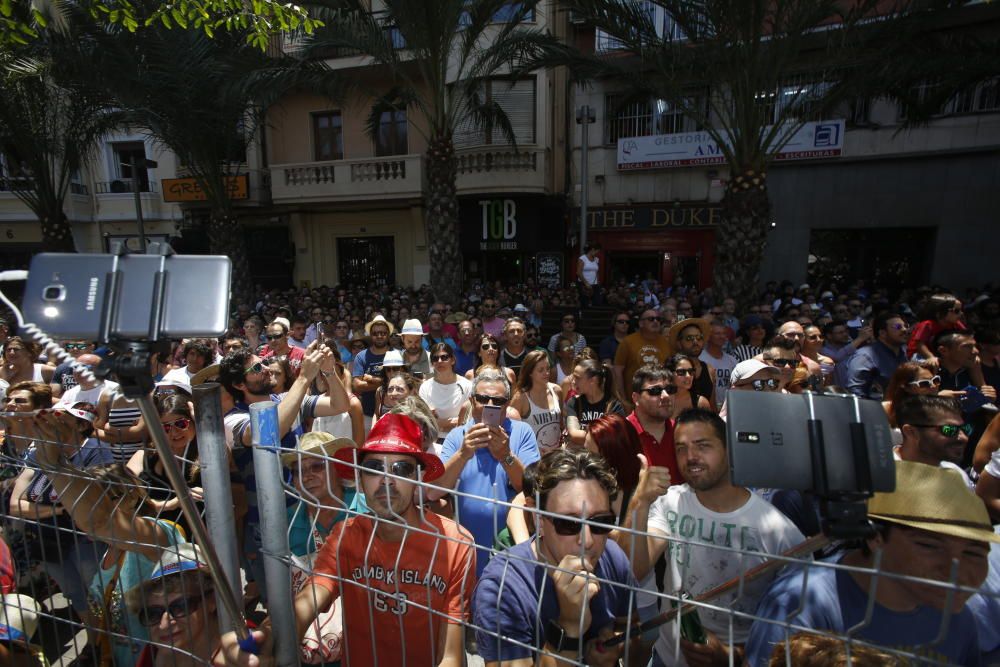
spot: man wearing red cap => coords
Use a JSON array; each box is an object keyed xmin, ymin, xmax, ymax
[{"xmin": 218, "ymin": 414, "xmax": 476, "ymax": 667}]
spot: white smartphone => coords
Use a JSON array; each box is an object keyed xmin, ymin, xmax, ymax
[{"xmin": 481, "ymin": 404, "xmax": 504, "ymax": 427}]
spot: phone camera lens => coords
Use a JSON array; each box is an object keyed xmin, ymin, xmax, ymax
[{"xmin": 43, "ymin": 285, "xmax": 65, "ymax": 301}]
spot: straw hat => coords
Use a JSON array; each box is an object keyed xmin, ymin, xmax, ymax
[
  {"xmin": 280, "ymin": 430, "xmax": 357, "ymax": 478},
  {"xmin": 400, "ymin": 319, "xmax": 423, "ymax": 336},
  {"xmin": 868, "ymin": 461, "xmax": 1000, "ymax": 544},
  {"xmin": 334, "ymin": 413, "xmax": 444, "ymax": 481},
  {"xmin": 666, "ymin": 317, "xmax": 710, "ymax": 354},
  {"xmin": 365, "ymin": 314, "xmax": 395, "ymax": 336},
  {"xmin": 191, "ymin": 364, "xmax": 221, "ymax": 386},
  {"xmin": 445, "ymin": 312, "xmax": 469, "ymax": 324}
]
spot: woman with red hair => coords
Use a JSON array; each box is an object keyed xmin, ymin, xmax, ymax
[{"xmin": 584, "ymin": 413, "xmax": 643, "ymax": 523}]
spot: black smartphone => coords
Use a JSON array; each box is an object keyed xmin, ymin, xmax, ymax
[{"xmin": 23, "ymin": 252, "xmax": 231, "ymax": 342}]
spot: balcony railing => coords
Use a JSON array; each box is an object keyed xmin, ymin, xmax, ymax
[
  {"xmin": 456, "ymin": 149, "xmax": 537, "ymax": 174},
  {"xmin": 270, "ymin": 154, "xmax": 423, "ymax": 203},
  {"xmin": 95, "ymin": 179, "xmax": 158, "ymax": 194},
  {"xmin": 456, "ymin": 147, "xmax": 549, "ymax": 194}
]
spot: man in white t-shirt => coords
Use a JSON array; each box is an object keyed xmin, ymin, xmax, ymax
[
  {"xmin": 55, "ymin": 353, "xmax": 119, "ymax": 423},
  {"xmin": 699, "ymin": 320, "xmax": 738, "ymax": 410},
  {"xmin": 617, "ymin": 408, "xmax": 805, "ymax": 666}
]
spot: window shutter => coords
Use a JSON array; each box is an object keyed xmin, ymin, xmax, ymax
[{"xmin": 490, "ymin": 78, "xmax": 536, "ymax": 145}]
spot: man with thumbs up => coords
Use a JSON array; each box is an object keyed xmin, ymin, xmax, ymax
[{"xmin": 617, "ymin": 409, "xmax": 805, "ymax": 667}]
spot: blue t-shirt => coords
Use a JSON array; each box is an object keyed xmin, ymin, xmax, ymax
[
  {"xmin": 966, "ymin": 527, "xmax": 1000, "ymax": 656},
  {"xmin": 441, "ymin": 418, "xmax": 540, "ymax": 576},
  {"xmin": 454, "ymin": 348, "xmax": 477, "ymax": 376},
  {"xmin": 351, "ymin": 349, "xmax": 387, "ymax": 416},
  {"xmin": 745, "ymin": 555, "xmax": 983, "ymax": 666},
  {"xmin": 474, "ymin": 539, "xmax": 638, "ymax": 662},
  {"xmin": 286, "ymin": 487, "xmax": 357, "ymax": 557}
]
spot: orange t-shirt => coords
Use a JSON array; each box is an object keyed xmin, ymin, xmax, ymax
[{"xmin": 308, "ymin": 512, "xmax": 476, "ymax": 667}]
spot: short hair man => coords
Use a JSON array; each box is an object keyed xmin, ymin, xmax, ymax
[
  {"xmin": 351, "ymin": 315, "xmax": 394, "ymax": 429},
  {"xmin": 49, "ymin": 340, "xmax": 95, "ymax": 398},
  {"xmin": 287, "ymin": 316, "xmax": 309, "ymax": 350},
  {"xmin": 627, "ymin": 365, "xmax": 682, "ymax": 486},
  {"xmin": 934, "ymin": 329, "xmax": 998, "ymax": 403},
  {"xmin": 776, "ymin": 321, "xmax": 822, "ymax": 379},
  {"xmin": 435, "ymin": 369, "xmax": 541, "ymax": 575},
  {"xmin": 668, "ymin": 319, "xmax": 718, "ymax": 407},
  {"xmin": 896, "ymin": 395, "xmax": 973, "ymax": 485},
  {"xmin": 454, "ymin": 320, "xmax": 480, "ymax": 376},
  {"xmin": 399, "ymin": 318, "xmax": 432, "ymax": 378},
  {"xmin": 746, "ymin": 461, "xmax": 997, "ymax": 666},
  {"xmin": 500, "ymin": 317, "xmax": 529, "ymax": 377},
  {"xmin": 220, "ymin": 414, "xmax": 476, "ymax": 667},
  {"xmin": 474, "ymin": 449, "xmax": 642, "ymax": 665},
  {"xmin": 613, "ymin": 309, "xmax": 672, "ymax": 408},
  {"xmin": 846, "ymin": 312, "xmax": 908, "ymax": 399},
  {"xmin": 761, "ymin": 337, "xmax": 800, "ymax": 391},
  {"xmin": 820, "ymin": 319, "xmax": 872, "ymax": 388},
  {"xmin": 619, "ymin": 409, "xmax": 805, "ymax": 666},
  {"xmin": 480, "ymin": 298, "xmax": 506, "ymax": 339},
  {"xmin": 259, "ymin": 321, "xmax": 306, "ymax": 376},
  {"xmin": 700, "ymin": 320, "xmax": 738, "ymax": 410}
]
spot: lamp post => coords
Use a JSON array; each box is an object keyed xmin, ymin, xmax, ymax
[
  {"xmin": 576, "ymin": 105, "xmax": 596, "ymax": 253},
  {"xmin": 125, "ymin": 156, "xmax": 158, "ymax": 252}
]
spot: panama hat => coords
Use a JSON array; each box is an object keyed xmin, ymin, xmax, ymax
[
  {"xmin": 666, "ymin": 318, "xmax": 711, "ymax": 354},
  {"xmin": 334, "ymin": 413, "xmax": 444, "ymax": 481},
  {"xmin": 365, "ymin": 314, "xmax": 395, "ymax": 336},
  {"xmin": 0, "ymin": 594, "xmax": 42, "ymax": 651},
  {"xmin": 280, "ymin": 430, "xmax": 357, "ymax": 478},
  {"xmin": 381, "ymin": 350, "xmax": 407, "ymax": 368},
  {"xmin": 868, "ymin": 461, "xmax": 1000, "ymax": 544},
  {"xmin": 400, "ymin": 319, "xmax": 424, "ymax": 336}
]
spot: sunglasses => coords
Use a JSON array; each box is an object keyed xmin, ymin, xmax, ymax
[
  {"xmin": 290, "ymin": 460, "xmax": 327, "ymax": 477},
  {"xmin": 244, "ymin": 361, "xmax": 265, "ymax": 375},
  {"xmin": 767, "ymin": 358, "xmax": 799, "ymax": 368},
  {"xmin": 642, "ymin": 316, "xmax": 664, "ymax": 323},
  {"xmin": 680, "ymin": 334, "xmax": 704, "ymax": 343},
  {"xmin": 65, "ymin": 343, "xmax": 90, "ymax": 351},
  {"xmin": 473, "ymin": 394, "xmax": 509, "ymax": 406},
  {"xmin": 162, "ymin": 418, "xmax": 192, "ymax": 433},
  {"xmin": 137, "ymin": 594, "xmax": 207, "ymax": 626},
  {"xmin": 546, "ymin": 512, "xmax": 617, "ymax": 536},
  {"xmin": 641, "ymin": 385, "xmax": 677, "ymax": 397},
  {"xmin": 909, "ymin": 423, "xmax": 974, "ymax": 438},
  {"xmin": 907, "ymin": 375, "xmax": 942, "ymax": 389},
  {"xmin": 740, "ymin": 378, "xmax": 780, "ymax": 391},
  {"xmin": 360, "ymin": 459, "xmax": 418, "ymax": 478},
  {"xmin": 560, "ymin": 345, "xmax": 574, "ymax": 352},
  {"xmin": 266, "ymin": 333, "xmax": 285, "ymax": 340},
  {"xmin": 889, "ymin": 323, "xmax": 909, "ymax": 331},
  {"xmin": 673, "ymin": 368, "xmax": 694, "ymax": 377},
  {"xmin": 481, "ymin": 343, "xmax": 499, "ymax": 351},
  {"xmin": 431, "ymin": 354, "xmax": 452, "ymax": 363}
]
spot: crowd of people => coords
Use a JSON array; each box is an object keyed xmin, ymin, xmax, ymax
[{"xmin": 0, "ymin": 274, "xmax": 998, "ymax": 666}]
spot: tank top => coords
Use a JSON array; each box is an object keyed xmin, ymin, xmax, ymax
[
  {"xmin": 106, "ymin": 404, "xmax": 145, "ymax": 463},
  {"xmin": 579, "ymin": 254, "xmax": 599, "ymax": 285},
  {"xmin": 31, "ymin": 364, "xmax": 45, "ymax": 382},
  {"xmin": 139, "ymin": 451, "xmax": 202, "ymax": 536},
  {"xmin": 524, "ymin": 386, "xmax": 562, "ymax": 452},
  {"xmin": 500, "ymin": 347, "xmax": 528, "ymax": 377},
  {"xmin": 311, "ymin": 412, "xmax": 354, "ymax": 441},
  {"xmin": 556, "ymin": 363, "xmax": 570, "ymax": 385}
]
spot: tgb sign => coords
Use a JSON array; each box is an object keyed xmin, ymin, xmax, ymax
[{"xmin": 480, "ymin": 199, "xmax": 518, "ymax": 250}]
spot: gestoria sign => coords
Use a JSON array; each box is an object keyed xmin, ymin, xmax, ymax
[{"xmin": 617, "ymin": 120, "xmax": 845, "ymax": 171}]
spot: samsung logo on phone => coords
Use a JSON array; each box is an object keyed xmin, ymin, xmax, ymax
[{"xmin": 86, "ymin": 278, "xmax": 99, "ymax": 311}]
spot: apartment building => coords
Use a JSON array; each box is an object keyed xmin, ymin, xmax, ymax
[
  {"xmin": 266, "ymin": 1, "xmax": 569, "ymax": 289},
  {"xmin": 569, "ymin": 3, "xmax": 1000, "ymax": 291}
]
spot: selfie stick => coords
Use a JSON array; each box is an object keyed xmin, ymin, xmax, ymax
[{"xmin": 601, "ymin": 533, "xmax": 830, "ymax": 648}]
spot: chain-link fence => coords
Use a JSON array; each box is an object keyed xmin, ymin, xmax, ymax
[{"xmin": 0, "ymin": 386, "xmax": 997, "ymax": 667}]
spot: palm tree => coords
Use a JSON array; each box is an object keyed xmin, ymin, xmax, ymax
[
  {"xmin": 539, "ymin": 0, "xmax": 992, "ymax": 305},
  {"xmin": 0, "ymin": 32, "xmax": 122, "ymax": 251},
  {"xmin": 301, "ymin": 0, "xmax": 546, "ymax": 303}
]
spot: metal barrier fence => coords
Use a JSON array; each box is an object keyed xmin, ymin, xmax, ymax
[{"xmin": 0, "ymin": 387, "xmax": 997, "ymax": 667}]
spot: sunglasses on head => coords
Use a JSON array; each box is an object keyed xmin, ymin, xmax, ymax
[
  {"xmin": 642, "ymin": 385, "xmax": 677, "ymax": 397},
  {"xmin": 907, "ymin": 375, "xmax": 942, "ymax": 389},
  {"xmin": 474, "ymin": 393, "xmax": 509, "ymax": 406},
  {"xmin": 162, "ymin": 417, "xmax": 192, "ymax": 433},
  {"xmin": 909, "ymin": 423, "xmax": 974, "ymax": 438},
  {"xmin": 244, "ymin": 361, "xmax": 265, "ymax": 375},
  {"xmin": 360, "ymin": 459, "xmax": 419, "ymax": 478},
  {"xmin": 545, "ymin": 512, "xmax": 617, "ymax": 536},
  {"xmin": 767, "ymin": 358, "xmax": 799, "ymax": 368},
  {"xmin": 137, "ymin": 594, "xmax": 208, "ymax": 626}
]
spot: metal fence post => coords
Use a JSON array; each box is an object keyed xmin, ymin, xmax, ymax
[
  {"xmin": 193, "ymin": 382, "xmax": 242, "ymax": 635},
  {"xmin": 249, "ymin": 401, "xmax": 297, "ymax": 667}
]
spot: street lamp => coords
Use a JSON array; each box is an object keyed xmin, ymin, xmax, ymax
[
  {"xmin": 576, "ymin": 105, "xmax": 596, "ymax": 252},
  {"xmin": 123, "ymin": 156, "xmax": 158, "ymax": 252}
]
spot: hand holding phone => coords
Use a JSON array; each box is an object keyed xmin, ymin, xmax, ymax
[{"xmin": 482, "ymin": 404, "xmax": 504, "ymax": 427}]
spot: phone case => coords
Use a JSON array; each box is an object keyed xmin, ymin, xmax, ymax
[{"xmin": 23, "ymin": 254, "xmax": 118, "ymax": 340}]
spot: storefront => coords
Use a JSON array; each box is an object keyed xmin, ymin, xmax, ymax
[
  {"xmin": 459, "ymin": 194, "xmax": 565, "ymax": 284},
  {"xmin": 573, "ymin": 202, "xmax": 720, "ymax": 289}
]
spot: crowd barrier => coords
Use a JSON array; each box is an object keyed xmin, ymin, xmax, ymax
[{"xmin": 0, "ymin": 383, "xmax": 995, "ymax": 667}]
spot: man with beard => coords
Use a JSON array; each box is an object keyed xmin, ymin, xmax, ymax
[
  {"xmin": 775, "ymin": 321, "xmax": 822, "ymax": 380},
  {"xmin": 500, "ymin": 317, "xmax": 529, "ymax": 377},
  {"xmin": 896, "ymin": 395, "xmax": 974, "ymax": 486},
  {"xmin": 614, "ymin": 309, "xmax": 672, "ymax": 409},
  {"xmin": 259, "ymin": 321, "xmax": 306, "ymax": 377},
  {"xmin": 618, "ymin": 409, "xmax": 804, "ymax": 667},
  {"xmin": 846, "ymin": 312, "xmax": 909, "ymax": 399},
  {"xmin": 352, "ymin": 315, "xmax": 394, "ymax": 429},
  {"xmin": 219, "ymin": 342, "xmax": 350, "ymax": 601},
  {"xmin": 666, "ymin": 319, "xmax": 717, "ymax": 408},
  {"xmin": 218, "ymin": 414, "xmax": 476, "ymax": 667}
]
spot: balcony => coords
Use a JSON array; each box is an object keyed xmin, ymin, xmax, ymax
[
  {"xmin": 270, "ymin": 154, "xmax": 424, "ymax": 204},
  {"xmin": 95, "ymin": 179, "xmax": 158, "ymax": 195},
  {"xmin": 456, "ymin": 146, "xmax": 549, "ymax": 194}
]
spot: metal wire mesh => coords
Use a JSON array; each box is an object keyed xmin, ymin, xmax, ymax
[{"xmin": 1, "ymin": 403, "xmax": 998, "ymax": 667}]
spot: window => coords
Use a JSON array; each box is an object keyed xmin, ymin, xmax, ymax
[
  {"xmin": 596, "ymin": 1, "xmax": 654, "ymax": 52},
  {"xmin": 756, "ymin": 80, "xmax": 833, "ymax": 124},
  {"xmin": 375, "ymin": 108, "xmax": 408, "ymax": 157},
  {"xmin": 112, "ymin": 141, "xmax": 150, "ymax": 192},
  {"xmin": 454, "ymin": 78, "xmax": 536, "ymax": 147},
  {"xmin": 594, "ymin": 2, "xmax": 711, "ymax": 51},
  {"xmin": 312, "ymin": 111, "xmax": 344, "ymax": 161},
  {"xmin": 847, "ymin": 97, "xmax": 873, "ymax": 125},
  {"xmin": 944, "ymin": 77, "xmax": 1000, "ymax": 115},
  {"xmin": 459, "ymin": 2, "xmax": 534, "ymax": 26},
  {"xmin": 604, "ymin": 94, "xmax": 701, "ymax": 143}
]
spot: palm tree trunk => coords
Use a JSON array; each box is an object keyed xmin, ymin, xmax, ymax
[
  {"xmin": 712, "ymin": 169, "xmax": 772, "ymax": 308},
  {"xmin": 39, "ymin": 211, "xmax": 76, "ymax": 252},
  {"xmin": 206, "ymin": 213, "xmax": 254, "ymax": 308},
  {"xmin": 425, "ymin": 134, "xmax": 462, "ymax": 304}
]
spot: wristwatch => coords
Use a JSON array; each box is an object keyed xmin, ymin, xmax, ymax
[
  {"xmin": 502, "ymin": 453, "xmax": 515, "ymax": 466},
  {"xmin": 544, "ymin": 619, "xmax": 580, "ymax": 653}
]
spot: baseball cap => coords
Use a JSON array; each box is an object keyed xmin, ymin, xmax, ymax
[{"xmin": 730, "ymin": 359, "xmax": 779, "ymax": 385}]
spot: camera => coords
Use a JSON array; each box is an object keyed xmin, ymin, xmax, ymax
[{"xmin": 43, "ymin": 285, "xmax": 66, "ymax": 301}]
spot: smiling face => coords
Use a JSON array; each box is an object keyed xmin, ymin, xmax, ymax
[
  {"xmin": 675, "ymin": 420, "xmax": 729, "ymax": 491},
  {"xmin": 160, "ymin": 410, "xmax": 195, "ymax": 456}
]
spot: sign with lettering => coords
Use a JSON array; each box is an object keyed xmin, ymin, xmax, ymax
[
  {"xmin": 575, "ymin": 204, "xmax": 721, "ymax": 231},
  {"xmin": 162, "ymin": 175, "xmax": 249, "ymax": 202},
  {"xmin": 617, "ymin": 120, "xmax": 845, "ymax": 170},
  {"xmin": 536, "ymin": 252, "xmax": 563, "ymax": 289},
  {"xmin": 479, "ymin": 198, "xmax": 518, "ymax": 250},
  {"xmin": 460, "ymin": 195, "xmax": 547, "ymax": 253}
]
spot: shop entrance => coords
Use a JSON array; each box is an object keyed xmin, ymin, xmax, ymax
[
  {"xmin": 338, "ymin": 236, "xmax": 395, "ymax": 288},
  {"xmin": 607, "ymin": 252, "xmax": 661, "ymax": 286}
]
